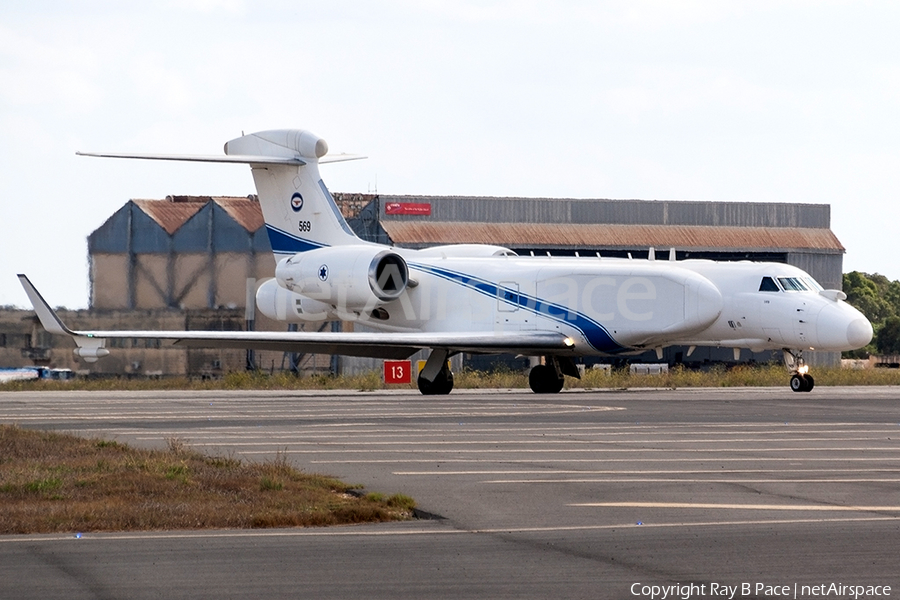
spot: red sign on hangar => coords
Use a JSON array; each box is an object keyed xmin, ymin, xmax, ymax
[{"xmin": 385, "ymin": 202, "xmax": 431, "ymax": 216}]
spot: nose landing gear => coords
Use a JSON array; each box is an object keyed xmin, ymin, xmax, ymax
[
  {"xmin": 790, "ymin": 371, "xmax": 815, "ymax": 392},
  {"xmin": 784, "ymin": 349, "xmax": 815, "ymax": 392}
]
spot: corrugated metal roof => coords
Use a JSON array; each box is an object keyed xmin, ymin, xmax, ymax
[
  {"xmin": 127, "ymin": 196, "xmax": 844, "ymax": 253},
  {"xmin": 133, "ymin": 197, "xmax": 264, "ymax": 235},
  {"xmin": 133, "ymin": 199, "xmax": 205, "ymax": 235},
  {"xmin": 380, "ymin": 221, "xmax": 845, "ymax": 252},
  {"xmin": 213, "ymin": 197, "xmax": 265, "ymax": 232}
]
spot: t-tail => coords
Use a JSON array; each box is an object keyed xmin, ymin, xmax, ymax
[
  {"xmin": 224, "ymin": 130, "xmax": 364, "ymax": 255},
  {"xmin": 78, "ymin": 128, "xmax": 368, "ymax": 257}
]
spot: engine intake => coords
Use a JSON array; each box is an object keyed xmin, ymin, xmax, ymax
[{"xmin": 368, "ymin": 251, "xmax": 408, "ymax": 301}]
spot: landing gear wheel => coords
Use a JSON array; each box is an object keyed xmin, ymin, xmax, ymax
[
  {"xmin": 529, "ymin": 364, "xmax": 565, "ymax": 394},
  {"xmin": 790, "ymin": 373, "xmax": 814, "ymax": 392},
  {"xmin": 417, "ymin": 366, "xmax": 454, "ymax": 395}
]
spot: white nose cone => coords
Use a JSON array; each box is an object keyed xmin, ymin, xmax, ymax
[
  {"xmin": 847, "ymin": 317, "xmax": 873, "ymax": 349},
  {"xmin": 816, "ymin": 303, "xmax": 873, "ymax": 350}
]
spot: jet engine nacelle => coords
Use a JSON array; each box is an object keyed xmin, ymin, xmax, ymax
[
  {"xmin": 275, "ymin": 246, "xmax": 409, "ymax": 312},
  {"xmin": 255, "ymin": 278, "xmax": 334, "ymax": 322}
]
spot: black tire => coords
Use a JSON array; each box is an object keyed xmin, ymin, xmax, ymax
[
  {"xmin": 790, "ymin": 373, "xmax": 806, "ymax": 392},
  {"xmin": 417, "ymin": 368, "xmax": 454, "ymax": 395},
  {"xmin": 529, "ymin": 364, "xmax": 564, "ymax": 394},
  {"xmin": 803, "ymin": 374, "xmax": 815, "ymax": 392}
]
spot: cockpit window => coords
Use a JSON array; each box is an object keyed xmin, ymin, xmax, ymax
[
  {"xmin": 777, "ymin": 277, "xmax": 809, "ymax": 292},
  {"xmin": 804, "ymin": 277, "xmax": 824, "ymax": 291},
  {"xmin": 759, "ymin": 276, "xmax": 780, "ymax": 292}
]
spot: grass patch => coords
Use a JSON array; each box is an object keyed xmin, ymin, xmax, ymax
[
  {"xmin": 0, "ymin": 425, "xmax": 414, "ymax": 534},
  {"xmin": 3, "ymin": 364, "xmax": 900, "ymax": 393},
  {"xmin": 575, "ymin": 363, "xmax": 900, "ymax": 389}
]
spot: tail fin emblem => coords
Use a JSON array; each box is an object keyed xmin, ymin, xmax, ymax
[{"xmin": 290, "ymin": 192, "xmax": 304, "ymax": 212}]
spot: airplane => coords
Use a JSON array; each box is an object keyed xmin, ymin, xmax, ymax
[{"xmin": 19, "ymin": 129, "xmax": 873, "ymax": 394}]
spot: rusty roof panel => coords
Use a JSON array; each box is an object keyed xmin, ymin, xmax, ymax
[
  {"xmin": 133, "ymin": 197, "xmax": 265, "ymax": 235},
  {"xmin": 380, "ymin": 221, "xmax": 845, "ymax": 252},
  {"xmin": 133, "ymin": 199, "xmax": 205, "ymax": 235},
  {"xmin": 213, "ymin": 197, "xmax": 265, "ymax": 232}
]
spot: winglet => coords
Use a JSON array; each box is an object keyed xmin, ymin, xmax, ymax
[
  {"xmin": 17, "ymin": 275, "xmax": 110, "ymax": 362},
  {"xmin": 17, "ymin": 274, "xmax": 73, "ymax": 335}
]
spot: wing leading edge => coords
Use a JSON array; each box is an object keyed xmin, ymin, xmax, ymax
[{"xmin": 18, "ymin": 275, "xmax": 573, "ymax": 361}]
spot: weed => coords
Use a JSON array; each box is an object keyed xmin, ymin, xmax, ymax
[
  {"xmin": 259, "ymin": 477, "xmax": 283, "ymax": 491},
  {"xmin": 165, "ymin": 437, "xmax": 190, "ymax": 455},
  {"xmin": 384, "ymin": 493, "xmax": 416, "ymax": 510},
  {"xmin": 24, "ymin": 477, "xmax": 62, "ymax": 493},
  {"xmin": 164, "ymin": 464, "xmax": 190, "ymax": 483}
]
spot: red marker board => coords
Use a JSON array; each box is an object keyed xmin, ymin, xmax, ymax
[{"xmin": 384, "ymin": 360, "xmax": 412, "ymax": 384}]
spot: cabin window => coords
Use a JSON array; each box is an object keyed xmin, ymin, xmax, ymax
[
  {"xmin": 777, "ymin": 277, "xmax": 809, "ymax": 292},
  {"xmin": 759, "ymin": 277, "xmax": 780, "ymax": 292}
]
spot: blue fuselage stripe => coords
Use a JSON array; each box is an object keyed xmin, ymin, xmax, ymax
[
  {"xmin": 409, "ymin": 262, "xmax": 627, "ymax": 353},
  {"xmin": 266, "ymin": 225, "xmax": 326, "ymax": 254}
]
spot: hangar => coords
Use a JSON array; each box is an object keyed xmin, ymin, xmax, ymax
[
  {"xmin": 2, "ymin": 193, "xmax": 845, "ymax": 376},
  {"xmin": 352, "ymin": 194, "xmax": 842, "ymax": 288}
]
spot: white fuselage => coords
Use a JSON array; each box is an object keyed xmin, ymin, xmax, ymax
[{"xmin": 263, "ymin": 245, "xmax": 872, "ymax": 356}]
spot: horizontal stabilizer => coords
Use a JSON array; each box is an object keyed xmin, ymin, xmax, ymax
[
  {"xmin": 76, "ymin": 151, "xmax": 365, "ymax": 166},
  {"xmin": 76, "ymin": 151, "xmax": 306, "ymax": 165}
]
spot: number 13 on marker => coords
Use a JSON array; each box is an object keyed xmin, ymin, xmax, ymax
[{"xmin": 384, "ymin": 360, "xmax": 411, "ymax": 384}]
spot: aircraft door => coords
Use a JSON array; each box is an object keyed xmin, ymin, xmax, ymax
[{"xmin": 495, "ymin": 281, "xmax": 536, "ymax": 331}]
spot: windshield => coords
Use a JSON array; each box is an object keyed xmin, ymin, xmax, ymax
[
  {"xmin": 778, "ymin": 277, "xmax": 810, "ymax": 292},
  {"xmin": 804, "ymin": 277, "xmax": 824, "ymax": 291}
]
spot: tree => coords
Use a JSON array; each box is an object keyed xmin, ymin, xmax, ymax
[
  {"xmin": 876, "ymin": 316, "xmax": 900, "ymax": 355},
  {"xmin": 843, "ymin": 271, "xmax": 896, "ymax": 323}
]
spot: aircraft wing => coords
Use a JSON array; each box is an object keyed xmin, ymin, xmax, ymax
[{"xmin": 18, "ymin": 275, "xmax": 573, "ymax": 360}]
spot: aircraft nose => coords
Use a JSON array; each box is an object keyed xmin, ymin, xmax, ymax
[
  {"xmin": 847, "ymin": 317, "xmax": 873, "ymax": 348},
  {"xmin": 815, "ymin": 303, "xmax": 873, "ymax": 350}
]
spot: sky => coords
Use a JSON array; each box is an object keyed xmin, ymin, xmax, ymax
[{"xmin": 2, "ymin": 0, "xmax": 900, "ymax": 309}]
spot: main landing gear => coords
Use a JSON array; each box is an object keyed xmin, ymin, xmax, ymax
[
  {"xmin": 528, "ymin": 356, "xmax": 581, "ymax": 394},
  {"xmin": 417, "ymin": 363, "xmax": 454, "ymax": 395},
  {"xmin": 417, "ymin": 349, "xmax": 454, "ymax": 395},
  {"xmin": 784, "ymin": 349, "xmax": 815, "ymax": 392}
]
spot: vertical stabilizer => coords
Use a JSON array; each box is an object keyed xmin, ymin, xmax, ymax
[{"xmin": 224, "ymin": 130, "xmax": 363, "ymax": 255}]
